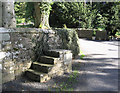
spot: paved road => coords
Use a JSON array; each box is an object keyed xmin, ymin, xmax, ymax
[{"xmin": 75, "ymin": 39, "xmax": 119, "ymax": 91}]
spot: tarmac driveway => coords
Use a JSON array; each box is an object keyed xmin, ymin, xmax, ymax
[{"xmin": 75, "ymin": 39, "xmax": 119, "ymax": 91}]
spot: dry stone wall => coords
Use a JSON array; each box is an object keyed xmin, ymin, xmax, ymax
[{"xmin": 0, "ymin": 28, "xmax": 80, "ymax": 83}]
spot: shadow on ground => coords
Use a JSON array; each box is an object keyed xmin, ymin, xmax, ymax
[{"xmin": 2, "ymin": 54, "xmax": 119, "ymax": 92}]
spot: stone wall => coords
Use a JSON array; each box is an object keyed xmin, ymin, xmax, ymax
[
  {"xmin": 76, "ymin": 28, "xmax": 93, "ymax": 40},
  {"xmin": 95, "ymin": 30, "xmax": 109, "ymax": 40},
  {"xmin": 1, "ymin": 28, "xmax": 36, "ymax": 83},
  {"xmin": 0, "ymin": 2, "xmax": 2, "ymax": 27},
  {"xmin": 76, "ymin": 28, "xmax": 110, "ymax": 41},
  {"xmin": 0, "ymin": 28, "xmax": 80, "ymax": 83}
]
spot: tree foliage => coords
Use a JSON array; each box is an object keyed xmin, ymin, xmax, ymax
[
  {"xmin": 50, "ymin": 2, "xmax": 85, "ymax": 28},
  {"xmin": 14, "ymin": 2, "xmax": 120, "ymax": 35},
  {"xmin": 15, "ymin": 2, "xmax": 26, "ymax": 24},
  {"xmin": 25, "ymin": 2, "xmax": 53, "ymax": 28}
]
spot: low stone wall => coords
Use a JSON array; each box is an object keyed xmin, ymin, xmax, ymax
[
  {"xmin": 0, "ymin": 28, "xmax": 80, "ymax": 83},
  {"xmin": 76, "ymin": 28, "xmax": 110, "ymax": 41},
  {"xmin": 95, "ymin": 30, "xmax": 109, "ymax": 40},
  {"xmin": 76, "ymin": 28, "xmax": 93, "ymax": 40},
  {"xmin": 1, "ymin": 28, "xmax": 37, "ymax": 83}
]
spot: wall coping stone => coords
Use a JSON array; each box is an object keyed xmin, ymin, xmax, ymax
[
  {"xmin": 77, "ymin": 28, "xmax": 98, "ymax": 31},
  {"xmin": 0, "ymin": 27, "xmax": 55, "ymax": 34}
]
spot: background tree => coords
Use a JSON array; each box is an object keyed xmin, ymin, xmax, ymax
[
  {"xmin": 50, "ymin": 2, "xmax": 96, "ymax": 29},
  {"xmin": 15, "ymin": 2, "xmax": 26, "ymax": 24},
  {"xmin": 2, "ymin": 2, "xmax": 16, "ymax": 28},
  {"xmin": 93, "ymin": 2, "xmax": 120, "ymax": 36},
  {"xmin": 14, "ymin": 2, "xmax": 120, "ymax": 36},
  {"xmin": 50, "ymin": 2, "xmax": 85, "ymax": 28},
  {"xmin": 25, "ymin": 2, "xmax": 53, "ymax": 29}
]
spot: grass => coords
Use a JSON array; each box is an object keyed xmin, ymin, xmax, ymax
[
  {"xmin": 80, "ymin": 50, "xmax": 85, "ymax": 59},
  {"xmin": 48, "ymin": 70, "xmax": 79, "ymax": 91}
]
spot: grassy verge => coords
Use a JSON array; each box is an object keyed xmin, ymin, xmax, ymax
[
  {"xmin": 48, "ymin": 70, "xmax": 79, "ymax": 91},
  {"xmin": 80, "ymin": 50, "xmax": 85, "ymax": 59}
]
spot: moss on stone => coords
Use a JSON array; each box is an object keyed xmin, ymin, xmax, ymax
[
  {"xmin": 34, "ymin": 28, "xmax": 80, "ymax": 59},
  {"xmin": 55, "ymin": 28, "xmax": 80, "ymax": 57}
]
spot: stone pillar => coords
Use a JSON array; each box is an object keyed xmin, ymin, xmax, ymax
[{"xmin": 0, "ymin": 2, "xmax": 2, "ymax": 27}]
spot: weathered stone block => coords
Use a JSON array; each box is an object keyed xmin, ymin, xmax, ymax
[
  {"xmin": 64, "ymin": 53, "xmax": 72, "ymax": 64},
  {"xmin": 77, "ymin": 29, "xmax": 93, "ymax": 40},
  {"xmin": 0, "ymin": 34, "xmax": 10, "ymax": 41},
  {"xmin": 95, "ymin": 31, "xmax": 109, "ymax": 40},
  {"xmin": 2, "ymin": 43, "xmax": 12, "ymax": 51}
]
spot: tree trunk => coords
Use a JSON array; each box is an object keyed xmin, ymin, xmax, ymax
[
  {"xmin": 34, "ymin": 2, "xmax": 50, "ymax": 29},
  {"xmin": 2, "ymin": 2, "xmax": 16, "ymax": 28},
  {"xmin": 0, "ymin": 1, "xmax": 2, "ymax": 27},
  {"xmin": 34, "ymin": 2, "xmax": 41, "ymax": 28}
]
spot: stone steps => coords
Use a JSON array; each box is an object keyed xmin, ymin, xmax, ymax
[
  {"xmin": 44, "ymin": 49, "xmax": 71, "ymax": 58},
  {"xmin": 31, "ymin": 62, "xmax": 53, "ymax": 73},
  {"xmin": 40, "ymin": 56, "xmax": 60, "ymax": 64},
  {"xmin": 25, "ymin": 49, "xmax": 72, "ymax": 82},
  {"xmin": 25, "ymin": 69, "xmax": 51, "ymax": 82}
]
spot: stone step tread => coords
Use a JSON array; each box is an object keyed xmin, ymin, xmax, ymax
[
  {"xmin": 40, "ymin": 56, "xmax": 59, "ymax": 59},
  {"xmin": 44, "ymin": 49, "xmax": 72, "ymax": 58},
  {"xmin": 31, "ymin": 62, "xmax": 53, "ymax": 73},
  {"xmin": 26, "ymin": 69, "xmax": 47, "ymax": 76},
  {"xmin": 40, "ymin": 56, "xmax": 60, "ymax": 64},
  {"xmin": 26, "ymin": 69, "xmax": 51, "ymax": 82},
  {"xmin": 33, "ymin": 62, "xmax": 53, "ymax": 67},
  {"xmin": 46, "ymin": 49, "xmax": 71, "ymax": 54}
]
